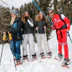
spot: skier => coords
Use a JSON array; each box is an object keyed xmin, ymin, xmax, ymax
[
  {"xmin": 21, "ymin": 11, "xmax": 36, "ymax": 61},
  {"xmin": 35, "ymin": 12, "xmax": 52, "ymax": 59},
  {"xmin": 48, "ymin": 9, "xmax": 71, "ymax": 66},
  {"xmin": 9, "ymin": 9, "xmax": 23, "ymax": 65}
]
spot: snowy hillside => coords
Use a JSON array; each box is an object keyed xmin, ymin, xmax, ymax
[{"xmin": 0, "ymin": 26, "xmax": 72, "ymax": 72}]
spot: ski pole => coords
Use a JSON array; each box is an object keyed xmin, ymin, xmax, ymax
[
  {"xmin": 37, "ymin": 30, "xmax": 38, "ymax": 36},
  {"xmin": 0, "ymin": 40, "xmax": 4, "ymax": 65},
  {"xmin": 0, "ymin": 33, "xmax": 5, "ymax": 65},
  {"xmin": 44, "ymin": 28, "xmax": 46, "ymax": 35},
  {"xmin": 13, "ymin": 53, "xmax": 17, "ymax": 71},
  {"xmin": 67, "ymin": 31, "xmax": 72, "ymax": 43},
  {"xmin": 44, "ymin": 28, "xmax": 51, "ymax": 57},
  {"xmin": 32, "ymin": 0, "xmax": 50, "ymax": 22}
]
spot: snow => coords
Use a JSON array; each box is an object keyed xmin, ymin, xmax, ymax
[{"xmin": 0, "ymin": 26, "xmax": 72, "ymax": 72}]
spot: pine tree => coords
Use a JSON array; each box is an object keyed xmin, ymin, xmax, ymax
[
  {"xmin": 0, "ymin": 6, "xmax": 11, "ymax": 42},
  {"xmin": 57, "ymin": 0, "xmax": 72, "ymax": 23}
]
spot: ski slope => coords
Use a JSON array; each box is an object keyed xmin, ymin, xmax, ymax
[{"xmin": 0, "ymin": 26, "xmax": 72, "ymax": 72}]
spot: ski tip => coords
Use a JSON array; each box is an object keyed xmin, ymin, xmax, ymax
[
  {"xmin": 54, "ymin": 57, "xmax": 59, "ymax": 60},
  {"xmin": 62, "ymin": 65, "xmax": 69, "ymax": 68},
  {"xmin": 15, "ymin": 62, "xmax": 23, "ymax": 66},
  {"xmin": 47, "ymin": 56, "xmax": 51, "ymax": 58},
  {"xmin": 41, "ymin": 56, "xmax": 46, "ymax": 59}
]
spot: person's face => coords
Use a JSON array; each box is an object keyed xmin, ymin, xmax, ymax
[
  {"xmin": 24, "ymin": 12, "xmax": 29, "ymax": 17},
  {"xmin": 48, "ymin": 10, "xmax": 54, "ymax": 18},
  {"xmin": 39, "ymin": 12, "xmax": 43, "ymax": 19},
  {"xmin": 11, "ymin": 13, "xmax": 16, "ymax": 18}
]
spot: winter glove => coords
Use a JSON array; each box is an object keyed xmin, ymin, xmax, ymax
[
  {"xmin": 25, "ymin": 16, "xmax": 29, "ymax": 22},
  {"xmin": 36, "ymin": 27, "xmax": 38, "ymax": 30},
  {"xmin": 44, "ymin": 26, "xmax": 46, "ymax": 30}
]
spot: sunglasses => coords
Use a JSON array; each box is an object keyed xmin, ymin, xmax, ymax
[{"xmin": 49, "ymin": 11, "xmax": 53, "ymax": 15}]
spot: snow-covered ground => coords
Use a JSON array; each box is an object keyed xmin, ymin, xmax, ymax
[{"xmin": 0, "ymin": 26, "xmax": 72, "ymax": 72}]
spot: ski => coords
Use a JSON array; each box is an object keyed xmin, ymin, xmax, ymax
[
  {"xmin": 54, "ymin": 57, "xmax": 59, "ymax": 60},
  {"xmin": 41, "ymin": 56, "xmax": 46, "ymax": 59},
  {"xmin": 15, "ymin": 61, "xmax": 22, "ymax": 66},
  {"xmin": 41, "ymin": 56, "xmax": 51, "ymax": 59},
  {"xmin": 47, "ymin": 56, "xmax": 51, "ymax": 58},
  {"xmin": 16, "ymin": 63, "xmax": 22, "ymax": 66},
  {"xmin": 27, "ymin": 57, "xmax": 38, "ymax": 62},
  {"xmin": 62, "ymin": 65, "xmax": 69, "ymax": 68},
  {"xmin": 54, "ymin": 56, "xmax": 62, "ymax": 61},
  {"xmin": 23, "ymin": 58, "xmax": 28, "ymax": 61},
  {"xmin": 61, "ymin": 61, "xmax": 70, "ymax": 68}
]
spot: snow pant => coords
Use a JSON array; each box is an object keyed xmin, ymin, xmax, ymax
[
  {"xmin": 10, "ymin": 40, "xmax": 21, "ymax": 60},
  {"xmin": 36, "ymin": 33, "xmax": 50, "ymax": 56},
  {"xmin": 56, "ymin": 29, "xmax": 69, "ymax": 59},
  {"xmin": 22, "ymin": 34, "xmax": 35, "ymax": 56}
]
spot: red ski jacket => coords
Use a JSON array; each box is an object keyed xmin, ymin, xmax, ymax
[{"xmin": 52, "ymin": 14, "xmax": 70, "ymax": 30}]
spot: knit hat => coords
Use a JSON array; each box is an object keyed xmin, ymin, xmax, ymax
[{"xmin": 10, "ymin": 9, "xmax": 19, "ymax": 16}]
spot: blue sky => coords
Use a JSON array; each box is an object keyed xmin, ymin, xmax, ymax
[{"xmin": 0, "ymin": 0, "xmax": 32, "ymax": 8}]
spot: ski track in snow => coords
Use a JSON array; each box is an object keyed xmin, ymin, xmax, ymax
[{"xmin": 0, "ymin": 26, "xmax": 72, "ymax": 72}]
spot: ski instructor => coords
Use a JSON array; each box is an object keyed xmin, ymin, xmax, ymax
[{"xmin": 48, "ymin": 9, "xmax": 71, "ymax": 65}]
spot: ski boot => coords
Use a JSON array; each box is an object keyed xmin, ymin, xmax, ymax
[
  {"xmin": 23, "ymin": 55, "xmax": 28, "ymax": 60},
  {"xmin": 40, "ymin": 52, "xmax": 46, "ymax": 59},
  {"xmin": 32, "ymin": 53, "xmax": 37, "ymax": 61},
  {"xmin": 15, "ymin": 60, "xmax": 22, "ymax": 66},
  {"xmin": 32, "ymin": 53, "xmax": 37, "ymax": 59},
  {"xmin": 62, "ymin": 58, "xmax": 71, "ymax": 65},
  {"xmin": 61, "ymin": 58, "xmax": 71, "ymax": 68},
  {"xmin": 47, "ymin": 52, "xmax": 52, "ymax": 58}
]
